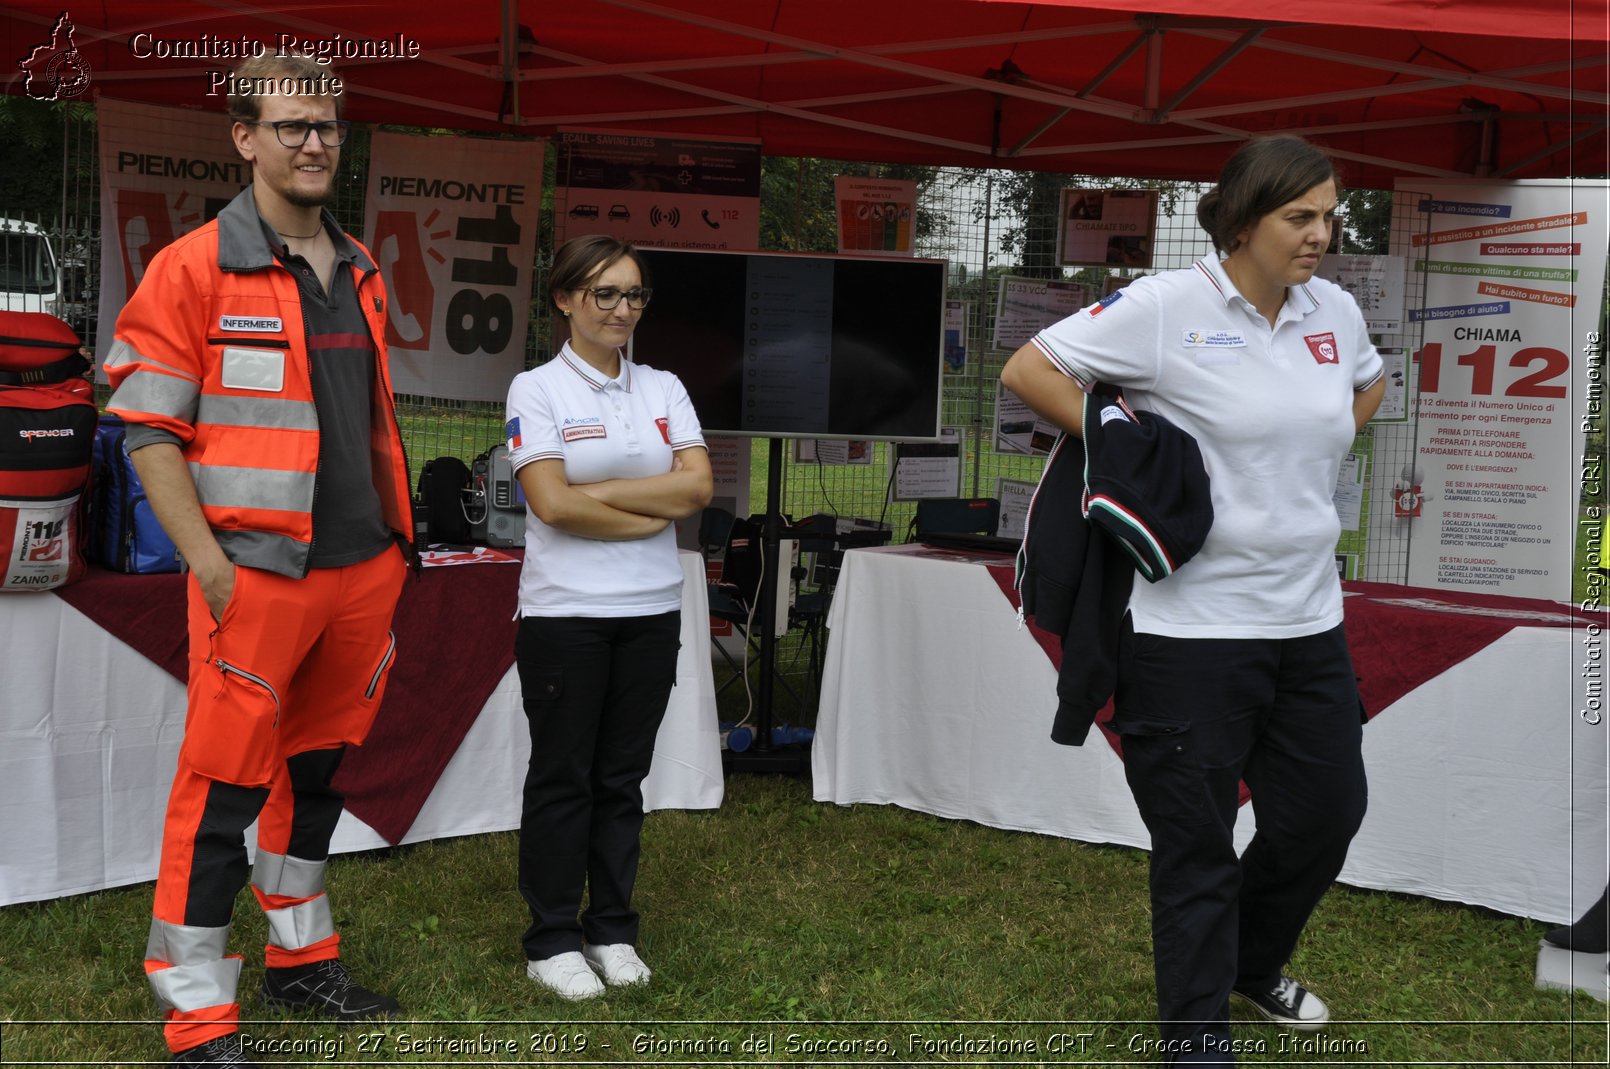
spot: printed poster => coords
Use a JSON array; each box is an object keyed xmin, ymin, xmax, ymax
[
  {"xmin": 944, "ymin": 300, "xmax": 969, "ymax": 374},
  {"xmin": 894, "ymin": 427, "xmax": 964, "ymax": 500},
  {"xmin": 554, "ymin": 129, "xmax": 760, "ymax": 251},
  {"xmin": 795, "ymin": 439, "xmax": 873, "ymax": 465},
  {"xmin": 835, "ymin": 177, "xmax": 917, "ymax": 256},
  {"xmin": 995, "ymin": 380, "xmax": 1058, "ymax": 457},
  {"xmin": 992, "ymin": 276, "xmax": 1090, "ymax": 350},
  {"xmin": 1333, "ymin": 453, "xmax": 1367, "ymax": 532},
  {"xmin": 681, "ymin": 435, "xmax": 751, "ymax": 556},
  {"xmin": 1379, "ymin": 178, "xmax": 1609, "ymax": 600},
  {"xmin": 364, "ymin": 131, "xmax": 544, "ymax": 401},
  {"xmin": 996, "ymin": 477, "xmax": 1037, "ymax": 539},
  {"xmin": 1058, "ymin": 188, "xmax": 1158, "ymax": 268},
  {"xmin": 96, "ymin": 99, "xmax": 249, "ymax": 363},
  {"xmin": 1317, "ymin": 254, "xmax": 1409, "ymax": 333},
  {"xmin": 1372, "ymin": 347, "xmax": 1410, "ymax": 423}
]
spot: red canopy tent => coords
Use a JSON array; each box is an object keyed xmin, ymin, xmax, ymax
[{"xmin": 4, "ymin": 0, "xmax": 1606, "ymax": 187}]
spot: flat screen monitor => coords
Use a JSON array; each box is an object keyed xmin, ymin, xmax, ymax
[{"xmin": 629, "ymin": 248, "xmax": 945, "ymax": 440}]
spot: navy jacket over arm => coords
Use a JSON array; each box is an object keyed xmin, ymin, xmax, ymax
[{"xmin": 1016, "ymin": 390, "xmax": 1213, "ymax": 746}]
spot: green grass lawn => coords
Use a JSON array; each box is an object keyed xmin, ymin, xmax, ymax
[{"xmin": 1, "ymin": 773, "xmax": 1605, "ymax": 1066}]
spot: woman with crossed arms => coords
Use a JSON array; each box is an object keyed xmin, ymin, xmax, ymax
[{"xmin": 504, "ymin": 235, "xmax": 712, "ymax": 1000}]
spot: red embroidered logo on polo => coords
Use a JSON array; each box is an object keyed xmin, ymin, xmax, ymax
[
  {"xmin": 1304, "ymin": 332, "xmax": 1339, "ymax": 364},
  {"xmin": 655, "ymin": 417, "xmax": 671, "ymax": 444}
]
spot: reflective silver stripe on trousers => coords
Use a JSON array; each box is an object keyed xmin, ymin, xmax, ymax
[
  {"xmin": 197, "ymin": 393, "xmax": 318, "ymax": 432},
  {"xmin": 145, "ymin": 915, "xmax": 238, "ymax": 1014},
  {"xmin": 146, "ymin": 917, "xmax": 232, "ymax": 965},
  {"xmin": 190, "ymin": 463, "xmax": 315, "ymax": 513},
  {"xmin": 148, "ymin": 957, "xmax": 243, "ymax": 1014},
  {"xmin": 252, "ymin": 851, "xmax": 327, "ymax": 899},
  {"xmin": 107, "ymin": 368, "xmax": 200, "ymax": 423},
  {"xmin": 264, "ymin": 894, "xmax": 335, "ymax": 951},
  {"xmin": 104, "ymin": 339, "xmax": 199, "ymax": 379}
]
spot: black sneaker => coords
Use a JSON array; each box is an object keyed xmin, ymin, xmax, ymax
[
  {"xmin": 1232, "ymin": 976, "xmax": 1329, "ymax": 1031},
  {"xmin": 261, "ymin": 958, "xmax": 400, "ymax": 1022},
  {"xmin": 1542, "ymin": 887, "xmax": 1609, "ymax": 952},
  {"xmin": 172, "ymin": 1033, "xmax": 260, "ymax": 1066}
]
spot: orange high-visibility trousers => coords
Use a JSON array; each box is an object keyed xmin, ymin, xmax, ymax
[{"xmin": 144, "ymin": 545, "xmax": 405, "ymax": 1053}]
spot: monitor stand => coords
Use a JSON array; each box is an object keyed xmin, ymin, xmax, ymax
[{"xmin": 723, "ymin": 437, "xmax": 809, "ymax": 775}]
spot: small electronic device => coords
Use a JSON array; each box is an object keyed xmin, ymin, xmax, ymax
[{"xmin": 468, "ymin": 443, "xmax": 525, "ymax": 548}]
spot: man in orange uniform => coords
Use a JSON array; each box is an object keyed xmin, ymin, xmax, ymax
[{"xmin": 106, "ymin": 54, "xmax": 414, "ymax": 1068}]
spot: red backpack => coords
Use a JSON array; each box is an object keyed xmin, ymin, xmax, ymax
[{"xmin": 0, "ymin": 311, "xmax": 97, "ymax": 591}]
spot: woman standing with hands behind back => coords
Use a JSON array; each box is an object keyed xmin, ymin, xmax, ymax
[
  {"xmin": 504, "ymin": 235, "xmax": 712, "ymax": 1000},
  {"xmin": 1002, "ymin": 135, "xmax": 1384, "ymax": 1064}
]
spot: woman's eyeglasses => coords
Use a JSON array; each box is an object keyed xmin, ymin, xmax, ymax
[{"xmin": 582, "ymin": 286, "xmax": 652, "ymax": 311}]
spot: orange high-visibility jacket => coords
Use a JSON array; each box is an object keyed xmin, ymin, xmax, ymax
[{"xmin": 106, "ymin": 189, "xmax": 414, "ymax": 578}]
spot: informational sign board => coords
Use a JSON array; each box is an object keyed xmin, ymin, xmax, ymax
[
  {"xmin": 835, "ymin": 177, "xmax": 917, "ymax": 256},
  {"xmin": 996, "ymin": 477, "xmax": 1037, "ymax": 539},
  {"xmin": 995, "ymin": 380, "xmax": 1058, "ymax": 456},
  {"xmin": 992, "ymin": 276, "xmax": 1089, "ymax": 350},
  {"xmin": 1378, "ymin": 178, "xmax": 1608, "ymax": 600},
  {"xmin": 365, "ymin": 131, "xmax": 543, "ymax": 401},
  {"xmin": 795, "ymin": 439, "xmax": 873, "ymax": 465},
  {"xmin": 1334, "ymin": 453, "xmax": 1367, "ymax": 532},
  {"xmin": 894, "ymin": 427, "xmax": 964, "ymax": 500},
  {"xmin": 1373, "ymin": 347, "xmax": 1410, "ymax": 423},
  {"xmin": 706, "ymin": 436, "xmax": 752, "ymax": 523},
  {"xmin": 553, "ymin": 129, "xmax": 760, "ymax": 251},
  {"xmin": 1317, "ymin": 254, "xmax": 1409, "ymax": 333},
  {"xmin": 1058, "ymin": 188, "xmax": 1158, "ymax": 268},
  {"xmin": 944, "ymin": 300, "xmax": 969, "ymax": 374}
]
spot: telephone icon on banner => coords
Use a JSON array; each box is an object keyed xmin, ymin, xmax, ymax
[
  {"xmin": 372, "ymin": 210, "xmax": 433, "ymax": 350},
  {"xmin": 1392, "ymin": 464, "xmax": 1430, "ymax": 523},
  {"xmin": 700, "ymin": 209, "xmax": 721, "ymax": 230},
  {"xmin": 1393, "ymin": 483, "xmax": 1423, "ymax": 519}
]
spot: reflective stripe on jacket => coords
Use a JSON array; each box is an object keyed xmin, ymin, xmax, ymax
[{"xmin": 105, "ymin": 187, "xmax": 414, "ymax": 578}]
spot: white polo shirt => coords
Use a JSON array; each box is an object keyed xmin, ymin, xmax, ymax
[
  {"xmin": 506, "ymin": 343, "xmax": 706, "ymax": 617},
  {"xmin": 1031, "ymin": 257, "xmax": 1383, "ymax": 639}
]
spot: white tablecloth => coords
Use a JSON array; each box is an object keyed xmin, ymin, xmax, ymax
[
  {"xmin": 812, "ymin": 545, "xmax": 1608, "ymax": 924},
  {"xmin": 0, "ymin": 550, "xmax": 722, "ymax": 907}
]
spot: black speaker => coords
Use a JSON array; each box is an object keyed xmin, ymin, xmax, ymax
[{"xmin": 914, "ymin": 497, "xmax": 1001, "ymax": 538}]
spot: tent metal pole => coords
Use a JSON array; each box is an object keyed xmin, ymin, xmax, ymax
[
  {"xmin": 973, "ymin": 169, "xmax": 993, "ymax": 501},
  {"xmin": 501, "ymin": 0, "xmax": 519, "ymax": 125}
]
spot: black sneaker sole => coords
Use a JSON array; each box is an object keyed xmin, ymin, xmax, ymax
[
  {"xmin": 261, "ymin": 993, "xmax": 400, "ymax": 1023},
  {"xmin": 1231, "ymin": 989, "xmax": 1329, "ymax": 1031}
]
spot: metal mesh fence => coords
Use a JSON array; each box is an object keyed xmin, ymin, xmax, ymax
[{"xmin": 13, "ymin": 100, "xmax": 1418, "ymax": 574}]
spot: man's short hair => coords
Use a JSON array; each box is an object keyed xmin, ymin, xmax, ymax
[{"xmin": 226, "ymin": 55, "xmax": 344, "ymax": 123}]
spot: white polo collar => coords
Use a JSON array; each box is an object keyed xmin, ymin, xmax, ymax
[
  {"xmin": 1193, "ymin": 256, "xmax": 1321, "ymax": 320},
  {"xmin": 557, "ymin": 342, "xmax": 633, "ymax": 393}
]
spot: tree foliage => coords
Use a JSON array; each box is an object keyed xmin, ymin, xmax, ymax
[
  {"xmin": 1338, "ymin": 187, "xmax": 1392, "ymax": 255},
  {"xmin": 0, "ymin": 96, "xmax": 96, "ymax": 224},
  {"xmin": 955, "ymin": 168, "xmax": 1187, "ymax": 278}
]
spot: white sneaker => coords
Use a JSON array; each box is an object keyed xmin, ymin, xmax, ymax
[
  {"xmin": 583, "ymin": 943, "xmax": 652, "ymax": 986},
  {"xmin": 527, "ymin": 951, "xmax": 605, "ymax": 1000}
]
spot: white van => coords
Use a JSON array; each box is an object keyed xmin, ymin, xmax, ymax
[{"xmin": 0, "ymin": 219, "xmax": 61, "ymax": 316}]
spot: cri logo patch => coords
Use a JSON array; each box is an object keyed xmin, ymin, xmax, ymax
[
  {"xmin": 655, "ymin": 417, "xmax": 671, "ymax": 444},
  {"xmin": 1304, "ymin": 332, "xmax": 1339, "ymax": 364}
]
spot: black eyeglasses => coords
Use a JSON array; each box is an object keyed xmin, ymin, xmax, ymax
[
  {"xmin": 250, "ymin": 120, "xmax": 351, "ymax": 148},
  {"xmin": 581, "ymin": 286, "xmax": 652, "ymax": 311}
]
